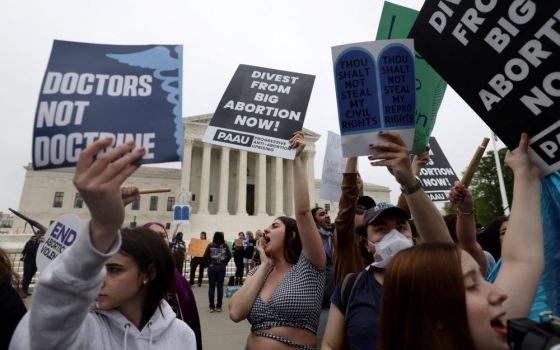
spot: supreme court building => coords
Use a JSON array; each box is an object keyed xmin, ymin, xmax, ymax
[{"xmin": 13, "ymin": 115, "xmax": 390, "ymax": 239}]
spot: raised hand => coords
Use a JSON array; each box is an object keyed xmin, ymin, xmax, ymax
[
  {"xmin": 449, "ymin": 181, "xmax": 474, "ymax": 213},
  {"xmin": 73, "ymin": 138, "xmax": 145, "ymax": 250},
  {"xmin": 288, "ymin": 131, "xmax": 306, "ymax": 158},
  {"xmin": 368, "ymin": 131, "xmax": 416, "ymax": 188},
  {"xmin": 121, "ymin": 186, "xmax": 140, "ymax": 207},
  {"xmin": 412, "ymin": 149, "xmax": 430, "ymax": 177},
  {"xmin": 505, "ymin": 133, "xmax": 540, "ymax": 178}
]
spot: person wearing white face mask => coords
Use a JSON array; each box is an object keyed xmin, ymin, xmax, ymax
[{"xmin": 322, "ymin": 131, "xmax": 451, "ymax": 350}]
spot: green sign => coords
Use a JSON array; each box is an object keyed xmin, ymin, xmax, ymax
[{"xmin": 376, "ymin": 1, "xmax": 447, "ymax": 155}]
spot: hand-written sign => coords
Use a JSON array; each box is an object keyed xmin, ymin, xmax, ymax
[
  {"xmin": 33, "ymin": 40, "xmax": 183, "ymax": 170},
  {"xmin": 36, "ymin": 213, "xmax": 81, "ymax": 272},
  {"xmin": 409, "ymin": 2, "xmax": 560, "ymax": 175},
  {"xmin": 203, "ymin": 64, "xmax": 315, "ymax": 159},
  {"xmin": 187, "ymin": 238, "xmax": 209, "ymax": 258},
  {"xmin": 418, "ymin": 137, "xmax": 459, "ymax": 202},
  {"xmin": 332, "ymin": 40, "xmax": 416, "ymax": 157}
]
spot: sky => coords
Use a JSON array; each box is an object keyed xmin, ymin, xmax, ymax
[{"xmin": 0, "ymin": 0, "xmax": 502, "ymax": 213}]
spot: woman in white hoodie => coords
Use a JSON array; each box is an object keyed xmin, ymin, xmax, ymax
[{"xmin": 10, "ymin": 138, "xmax": 197, "ymax": 350}]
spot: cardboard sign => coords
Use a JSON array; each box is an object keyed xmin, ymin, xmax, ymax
[
  {"xmin": 409, "ymin": 3, "xmax": 560, "ymax": 175},
  {"xmin": 332, "ymin": 39, "xmax": 416, "ymax": 157},
  {"xmin": 33, "ymin": 40, "xmax": 183, "ymax": 170},
  {"xmin": 233, "ymin": 238, "xmax": 244, "ymax": 251},
  {"xmin": 36, "ymin": 213, "xmax": 81, "ymax": 272},
  {"xmin": 418, "ymin": 137, "xmax": 460, "ymax": 202},
  {"xmin": 173, "ymin": 204, "xmax": 190, "ymax": 224},
  {"xmin": 187, "ymin": 238, "xmax": 209, "ymax": 258},
  {"xmin": 202, "ymin": 64, "xmax": 315, "ymax": 159},
  {"xmin": 376, "ymin": 2, "xmax": 447, "ymax": 155},
  {"xmin": 319, "ymin": 131, "xmax": 347, "ymax": 201}
]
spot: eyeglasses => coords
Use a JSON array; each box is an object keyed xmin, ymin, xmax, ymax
[{"xmin": 355, "ymin": 207, "xmax": 366, "ymax": 215}]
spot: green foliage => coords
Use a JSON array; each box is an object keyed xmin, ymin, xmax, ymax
[
  {"xmin": 469, "ymin": 148, "xmax": 514, "ymax": 225},
  {"xmin": 442, "ymin": 202, "xmax": 455, "ymax": 215}
]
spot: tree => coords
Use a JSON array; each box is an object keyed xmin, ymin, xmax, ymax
[{"xmin": 469, "ymin": 147, "xmax": 514, "ymax": 226}]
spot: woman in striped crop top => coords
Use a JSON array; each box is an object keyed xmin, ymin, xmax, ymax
[{"xmin": 229, "ymin": 131, "xmax": 326, "ymax": 350}]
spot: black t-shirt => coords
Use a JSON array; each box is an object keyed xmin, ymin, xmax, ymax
[{"xmin": 331, "ymin": 269, "xmax": 383, "ymax": 350}]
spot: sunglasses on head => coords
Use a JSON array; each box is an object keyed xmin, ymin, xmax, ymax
[{"xmin": 355, "ymin": 206, "xmax": 366, "ymax": 215}]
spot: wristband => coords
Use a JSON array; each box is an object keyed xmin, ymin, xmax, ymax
[
  {"xmin": 457, "ymin": 208, "xmax": 475, "ymax": 216},
  {"xmin": 400, "ymin": 177, "xmax": 422, "ymax": 195}
]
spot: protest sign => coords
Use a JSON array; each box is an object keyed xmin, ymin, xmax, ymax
[
  {"xmin": 332, "ymin": 39, "xmax": 416, "ymax": 157},
  {"xmin": 173, "ymin": 204, "xmax": 191, "ymax": 224},
  {"xmin": 409, "ymin": 2, "xmax": 560, "ymax": 175},
  {"xmin": 202, "ymin": 64, "xmax": 315, "ymax": 159},
  {"xmin": 320, "ymin": 131, "xmax": 347, "ymax": 201},
  {"xmin": 376, "ymin": 1, "xmax": 447, "ymax": 155},
  {"xmin": 36, "ymin": 213, "xmax": 81, "ymax": 272},
  {"xmin": 187, "ymin": 238, "xmax": 209, "ymax": 258},
  {"xmin": 33, "ymin": 40, "xmax": 183, "ymax": 170},
  {"xmin": 418, "ymin": 137, "xmax": 459, "ymax": 202}
]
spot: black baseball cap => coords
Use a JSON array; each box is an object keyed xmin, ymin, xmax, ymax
[{"xmin": 363, "ymin": 202, "xmax": 410, "ymax": 225}]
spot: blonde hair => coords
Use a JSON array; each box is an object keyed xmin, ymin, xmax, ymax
[{"xmin": 246, "ymin": 230, "xmax": 254, "ymax": 240}]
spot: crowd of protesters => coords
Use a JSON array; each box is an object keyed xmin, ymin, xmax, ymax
[{"xmin": 1, "ymin": 129, "xmax": 548, "ymax": 350}]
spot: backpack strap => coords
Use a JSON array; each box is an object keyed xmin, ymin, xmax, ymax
[{"xmin": 340, "ymin": 272, "xmax": 359, "ymax": 315}]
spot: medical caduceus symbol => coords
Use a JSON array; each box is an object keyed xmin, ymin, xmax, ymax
[{"xmin": 106, "ymin": 46, "xmax": 183, "ymax": 158}]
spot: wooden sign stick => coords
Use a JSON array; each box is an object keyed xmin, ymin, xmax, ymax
[
  {"xmin": 461, "ymin": 137, "xmax": 490, "ymax": 188},
  {"xmin": 138, "ymin": 188, "xmax": 171, "ymax": 194}
]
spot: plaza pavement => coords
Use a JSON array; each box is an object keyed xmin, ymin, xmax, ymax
[{"xmin": 23, "ymin": 283, "xmax": 251, "ymax": 350}]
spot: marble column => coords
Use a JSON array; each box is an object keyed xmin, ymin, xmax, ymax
[
  {"xmin": 256, "ymin": 153, "xmax": 267, "ymax": 215},
  {"xmin": 285, "ymin": 160, "xmax": 294, "ymax": 217},
  {"xmin": 236, "ymin": 150, "xmax": 247, "ymax": 215},
  {"xmin": 218, "ymin": 147, "xmax": 230, "ymax": 215},
  {"xmin": 198, "ymin": 143, "xmax": 212, "ymax": 214},
  {"xmin": 306, "ymin": 150, "xmax": 316, "ymax": 207},
  {"xmin": 274, "ymin": 157, "xmax": 284, "ymax": 216},
  {"xmin": 179, "ymin": 138, "xmax": 193, "ymax": 201}
]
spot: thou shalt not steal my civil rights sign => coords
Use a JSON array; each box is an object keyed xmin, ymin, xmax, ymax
[
  {"xmin": 203, "ymin": 64, "xmax": 315, "ymax": 159},
  {"xmin": 409, "ymin": 2, "xmax": 560, "ymax": 175},
  {"xmin": 419, "ymin": 137, "xmax": 460, "ymax": 202},
  {"xmin": 33, "ymin": 40, "xmax": 183, "ymax": 170},
  {"xmin": 332, "ymin": 39, "xmax": 416, "ymax": 157}
]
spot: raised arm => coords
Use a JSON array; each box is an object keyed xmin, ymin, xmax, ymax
[
  {"xmin": 449, "ymin": 181, "xmax": 488, "ymax": 276},
  {"xmin": 229, "ymin": 238, "xmax": 273, "ymax": 322},
  {"xmin": 396, "ymin": 150, "xmax": 430, "ymax": 213},
  {"xmin": 15, "ymin": 139, "xmax": 144, "ymax": 350},
  {"xmin": 75, "ymin": 139, "xmax": 144, "ymax": 252},
  {"xmin": 290, "ymin": 131, "xmax": 326, "ymax": 268},
  {"xmin": 333, "ymin": 157, "xmax": 363, "ymax": 283},
  {"xmin": 495, "ymin": 133, "xmax": 543, "ymax": 319},
  {"xmin": 369, "ymin": 131, "xmax": 451, "ymax": 243}
]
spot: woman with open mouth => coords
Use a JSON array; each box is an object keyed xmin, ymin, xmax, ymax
[
  {"xmin": 378, "ymin": 133, "xmax": 543, "ymax": 350},
  {"xmin": 229, "ymin": 131, "xmax": 326, "ymax": 350}
]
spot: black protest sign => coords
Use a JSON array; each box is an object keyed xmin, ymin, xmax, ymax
[
  {"xmin": 419, "ymin": 137, "xmax": 459, "ymax": 202},
  {"xmin": 409, "ymin": 2, "xmax": 560, "ymax": 175},
  {"xmin": 203, "ymin": 64, "xmax": 315, "ymax": 159}
]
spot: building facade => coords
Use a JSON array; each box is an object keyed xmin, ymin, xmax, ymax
[{"xmin": 13, "ymin": 115, "xmax": 390, "ymax": 239}]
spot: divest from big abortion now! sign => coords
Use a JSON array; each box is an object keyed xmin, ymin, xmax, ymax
[
  {"xmin": 203, "ymin": 64, "xmax": 315, "ymax": 159},
  {"xmin": 32, "ymin": 40, "xmax": 183, "ymax": 170}
]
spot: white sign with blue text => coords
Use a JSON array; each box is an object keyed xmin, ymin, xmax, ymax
[
  {"xmin": 36, "ymin": 213, "xmax": 81, "ymax": 272},
  {"xmin": 332, "ymin": 39, "xmax": 416, "ymax": 157}
]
